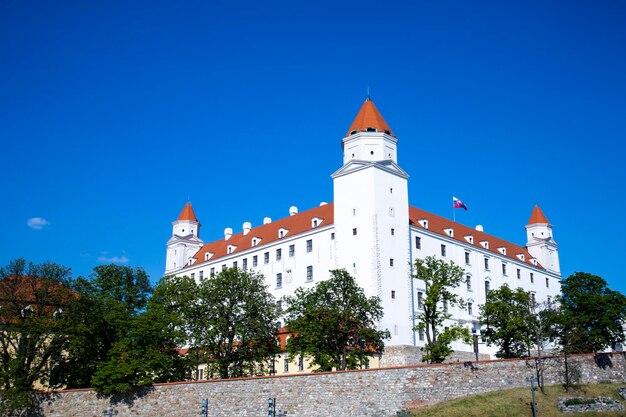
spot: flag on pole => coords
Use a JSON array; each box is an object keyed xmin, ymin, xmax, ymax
[{"xmin": 453, "ymin": 196, "xmax": 468, "ymax": 211}]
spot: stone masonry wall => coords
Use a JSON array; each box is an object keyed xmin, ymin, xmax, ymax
[{"xmin": 39, "ymin": 353, "xmax": 626, "ymax": 417}]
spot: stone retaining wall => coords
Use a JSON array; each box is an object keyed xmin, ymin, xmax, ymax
[{"xmin": 38, "ymin": 352, "xmax": 626, "ymax": 417}]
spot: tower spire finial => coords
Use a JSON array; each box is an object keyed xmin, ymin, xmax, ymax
[{"xmin": 366, "ymin": 86, "xmax": 370, "ymax": 100}]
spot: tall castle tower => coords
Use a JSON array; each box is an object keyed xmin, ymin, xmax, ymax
[
  {"xmin": 332, "ymin": 98, "xmax": 413, "ymax": 345},
  {"xmin": 165, "ymin": 201, "xmax": 204, "ymax": 274},
  {"xmin": 525, "ymin": 205, "xmax": 560, "ymax": 274}
]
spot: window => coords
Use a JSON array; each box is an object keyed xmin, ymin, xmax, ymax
[
  {"xmin": 466, "ymin": 274, "xmax": 472, "ymax": 291},
  {"xmin": 468, "ymin": 303, "xmax": 473, "ymax": 315},
  {"xmin": 298, "ymin": 356, "xmax": 304, "ymax": 371},
  {"xmin": 530, "ymin": 273, "xmax": 534, "ymax": 283},
  {"xmin": 252, "ymin": 255, "xmax": 258, "ymax": 267},
  {"xmin": 417, "ymin": 292, "xmax": 423, "ymax": 309},
  {"xmin": 502, "ymin": 264, "xmax": 507, "ymax": 276},
  {"xmin": 353, "ymin": 208, "xmax": 356, "ymax": 216},
  {"xmin": 353, "ymin": 228, "xmax": 357, "ymax": 236},
  {"xmin": 485, "ymin": 280, "xmax": 490, "ymax": 294},
  {"xmin": 531, "ymin": 292, "xmax": 536, "ymax": 304},
  {"xmin": 306, "ymin": 239, "xmax": 313, "ymax": 253},
  {"xmin": 443, "ymin": 299, "xmax": 448, "ymax": 313},
  {"xmin": 283, "ymin": 358, "xmax": 289, "ymax": 373},
  {"xmin": 264, "ymin": 252, "xmax": 270, "ymax": 264},
  {"xmin": 199, "ymin": 271, "xmax": 204, "ymax": 281},
  {"xmin": 546, "ymin": 277, "xmax": 549, "ymax": 288},
  {"xmin": 484, "ymin": 257, "xmax": 489, "ymax": 270},
  {"xmin": 233, "ymin": 261, "xmax": 237, "ymax": 268},
  {"xmin": 415, "ymin": 236, "xmax": 421, "ymax": 249},
  {"xmin": 390, "ymin": 187, "xmax": 393, "ymax": 194},
  {"xmin": 441, "ymin": 245, "xmax": 446, "ymax": 257},
  {"xmin": 465, "ymin": 252, "xmax": 470, "ymax": 264},
  {"xmin": 242, "ymin": 259, "xmax": 248, "ymax": 270},
  {"xmin": 222, "ymin": 264, "xmax": 227, "ymax": 271},
  {"xmin": 313, "ymin": 219, "xmax": 318, "ymax": 227},
  {"xmin": 276, "ymin": 248, "xmax": 282, "ymax": 261},
  {"xmin": 391, "ymin": 290, "xmax": 396, "ymax": 299},
  {"xmin": 390, "ymin": 258, "xmax": 394, "ymax": 267},
  {"xmin": 331, "ymin": 232, "xmax": 335, "ymax": 240},
  {"xmin": 191, "ymin": 273, "xmax": 195, "ymax": 280},
  {"xmin": 276, "ymin": 273, "xmax": 282, "ymax": 288},
  {"xmin": 289, "ymin": 244, "xmax": 295, "ymax": 257},
  {"xmin": 389, "ymin": 207, "xmax": 395, "ymax": 217},
  {"xmin": 419, "ymin": 327, "xmax": 425, "ymax": 341},
  {"xmin": 306, "ymin": 266, "xmax": 313, "ymax": 282},
  {"xmin": 391, "ymin": 228, "xmax": 395, "ymax": 236},
  {"xmin": 210, "ymin": 267, "xmax": 215, "ymax": 277},
  {"xmin": 517, "ymin": 268, "xmax": 521, "ymax": 279},
  {"xmin": 276, "ymin": 300, "xmax": 282, "ymax": 311}
]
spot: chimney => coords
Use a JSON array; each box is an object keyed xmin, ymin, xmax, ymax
[
  {"xmin": 263, "ymin": 217, "xmax": 272, "ymax": 225},
  {"xmin": 224, "ymin": 227, "xmax": 233, "ymax": 241},
  {"xmin": 289, "ymin": 206, "xmax": 298, "ymax": 216},
  {"xmin": 475, "ymin": 225, "xmax": 484, "ymax": 232},
  {"xmin": 243, "ymin": 222, "xmax": 251, "ymax": 235}
]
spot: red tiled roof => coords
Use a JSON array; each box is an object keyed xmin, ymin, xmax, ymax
[
  {"xmin": 191, "ymin": 204, "xmax": 334, "ymax": 267},
  {"xmin": 527, "ymin": 205, "xmax": 550, "ymax": 225},
  {"xmin": 409, "ymin": 206, "xmax": 541, "ymax": 268},
  {"xmin": 187, "ymin": 202, "xmax": 543, "ymax": 270},
  {"xmin": 346, "ymin": 98, "xmax": 395, "ymax": 137},
  {"xmin": 177, "ymin": 202, "xmax": 198, "ymax": 222}
]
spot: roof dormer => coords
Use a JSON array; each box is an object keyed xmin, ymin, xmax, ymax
[
  {"xmin": 419, "ymin": 219, "xmax": 429, "ymax": 229},
  {"xmin": 227, "ymin": 245, "xmax": 237, "ymax": 254},
  {"xmin": 311, "ymin": 217, "xmax": 323, "ymax": 228},
  {"xmin": 465, "ymin": 235, "xmax": 474, "ymax": 244},
  {"xmin": 205, "ymin": 252, "xmax": 214, "ymax": 261},
  {"xmin": 251, "ymin": 237, "xmax": 261, "ymax": 247},
  {"xmin": 498, "ymin": 247, "xmax": 506, "ymax": 255},
  {"xmin": 444, "ymin": 228, "xmax": 454, "ymax": 237},
  {"xmin": 480, "ymin": 240, "xmax": 489, "ymax": 249},
  {"xmin": 278, "ymin": 228, "xmax": 289, "ymax": 238},
  {"xmin": 516, "ymin": 253, "xmax": 525, "ymax": 262}
]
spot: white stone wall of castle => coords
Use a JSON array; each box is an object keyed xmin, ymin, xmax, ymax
[
  {"xmin": 410, "ymin": 226, "xmax": 562, "ymax": 356},
  {"xmin": 333, "ymin": 162, "xmax": 413, "ymax": 346}
]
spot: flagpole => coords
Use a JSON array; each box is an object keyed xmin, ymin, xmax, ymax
[{"xmin": 452, "ymin": 198, "xmax": 456, "ymax": 222}]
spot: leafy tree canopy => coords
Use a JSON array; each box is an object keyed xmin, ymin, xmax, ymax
[
  {"xmin": 479, "ymin": 286, "xmax": 537, "ymax": 358},
  {"xmin": 412, "ymin": 256, "xmax": 471, "ymax": 363},
  {"xmin": 0, "ymin": 258, "xmax": 77, "ymax": 415},
  {"xmin": 283, "ymin": 269, "xmax": 389, "ymax": 371},
  {"xmin": 560, "ymin": 272, "xmax": 626, "ymax": 353}
]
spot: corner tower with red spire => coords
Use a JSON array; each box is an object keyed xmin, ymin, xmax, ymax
[
  {"xmin": 165, "ymin": 201, "xmax": 204, "ymax": 274},
  {"xmin": 332, "ymin": 97, "xmax": 412, "ymax": 345},
  {"xmin": 525, "ymin": 205, "xmax": 560, "ymax": 274}
]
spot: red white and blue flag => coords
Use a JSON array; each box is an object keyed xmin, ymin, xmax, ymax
[{"xmin": 453, "ymin": 196, "xmax": 468, "ymax": 211}]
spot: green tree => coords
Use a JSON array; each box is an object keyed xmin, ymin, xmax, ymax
[
  {"xmin": 479, "ymin": 286, "xmax": 537, "ymax": 358},
  {"xmin": 412, "ymin": 256, "xmax": 471, "ymax": 363},
  {"xmin": 0, "ymin": 258, "xmax": 77, "ymax": 416},
  {"xmin": 560, "ymin": 272, "xmax": 626, "ymax": 353},
  {"xmin": 57, "ymin": 264, "xmax": 155, "ymax": 393},
  {"xmin": 195, "ymin": 268, "xmax": 279, "ymax": 379},
  {"xmin": 283, "ymin": 269, "xmax": 390, "ymax": 371}
]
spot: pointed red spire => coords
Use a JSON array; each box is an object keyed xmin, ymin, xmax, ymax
[
  {"xmin": 528, "ymin": 205, "xmax": 550, "ymax": 225},
  {"xmin": 177, "ymin": 202, "xmax": 198, "ymax": 222},
  {"xmin": 346, "ymin": 97, "xmax": 395, "ymax": 137}
]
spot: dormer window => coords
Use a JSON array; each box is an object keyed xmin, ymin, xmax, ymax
[
  {"xmin": 480, "ymin": 241, "xmax": 489, "ymax": 249},
  {"xmin": 419, "ymin": 219, "xmax": 428, "ymax": 229},
  {"xmin": 205, "ymin": 252, "xmax": 213, "ymax": 261},
  {"xmin": 465, "ymin": 235, "xmax": 474, "ymax": 244},
  {"xmin": 311, "ymin": 218, "xmax": 322, "ymax": 228},
  {"xmin": 498, "ymin": 247, "xmax": 506, "ymax": 255},
  {"xmin": 444, "ymin": 228, "xmax": 454, "ymax": 237},
  {"xmin": 366, "ymin": 127, "xmax": 376, "ymax": 132},
  {"xmin": 516, "ymin": 254, "xmax": 525, "ymax": 262},
  {"xmin": 278, "ymin": 228, "xmax": 289, "ymax": 238},
  {"xmin": 531, "ymin": 258, "xmax": 538, "ymax": 266},
  {"xmin": 227, "ymin": 245, "xmax": 236, "ymax": 254},
  {"xmin": 252, "ymin": 237, "xmax": 261, "ymax": 247}
]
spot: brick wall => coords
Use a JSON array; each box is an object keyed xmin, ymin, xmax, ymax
[{"xmin": 38, "ymin": 353, "xmax": 626, "ymax": 417}]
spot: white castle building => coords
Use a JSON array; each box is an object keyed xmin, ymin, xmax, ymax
[{"xmin": 165, "ymin": 98, "xmax": 562, "ymax": 359}]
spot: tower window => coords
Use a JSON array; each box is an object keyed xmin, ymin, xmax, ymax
[
  {"xmin": 465, "ymin": 252, "xmax": 470, "ymax": 264},
  {"xmin": 331, "ymin": 232, "xmax": 335, "ymax": 240},
  {"xmin": 441, "ymin": 245, "xmax": 446, "ymax": 257},
  {"xmin": 353, "ymin": 228, "xmax": 357, "ymax": 236},
  {"xmin": 517, "ymin": 268, "xmax": 521, "ymax": 279},
  {"xmin": 390, "ymin": 188, "xmax": 393, "ymax": 194},
  {"xmin": 484, "ymin": 257, "xmax": 490, "ymax": 270},
  {"xmin": 391, "ymin": 290, "xmax": 396, "ymax": 299},
  {"xmin": 502, "ymin": 264, "xmax": 507, "ymax": 276},
  {"xmin": 415, "ymin": 236, "xmax": 421, "ymax": 249},
  {"xmin": 546, "ymin": 277, "xmax": 549, "ymax": 288},
  {"xmin": 530, "ymin": 273, "xmax": 534, "ymax": 283},
  {"xmin": 391, "ymin": 228, "xmax": 395, "ymax": 236},
  {"xmin": 390, "ymin": 258, "xmax": 394, "ymax": 267}
]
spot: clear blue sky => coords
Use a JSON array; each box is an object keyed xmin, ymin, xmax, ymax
[{"xmin": 1, "ymin": 1, "xmax": 624, "ymax": 293}]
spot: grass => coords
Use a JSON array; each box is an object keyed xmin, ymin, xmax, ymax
[{"xmin": 409, "ymin": 384, "xmax": 626, "ymax": 417}]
